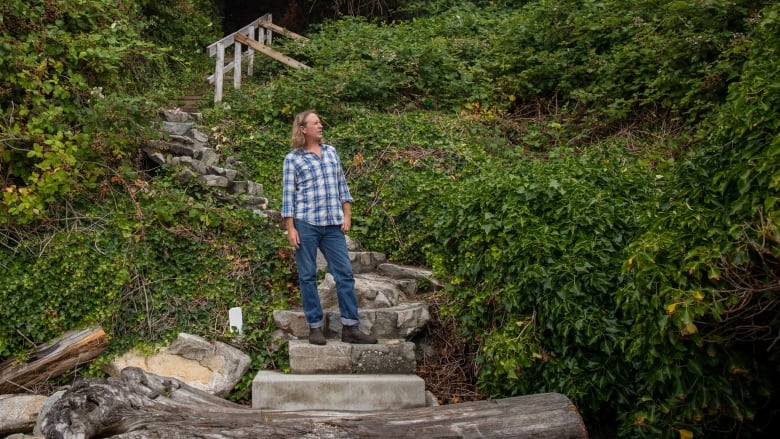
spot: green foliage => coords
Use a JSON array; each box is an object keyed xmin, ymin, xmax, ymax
[
  {"xmin": 617, "ymin": 5, "xmax": 780, "ymax": 437},
  {"xmin": 2, "ymin": 0, "xmax": 778, "ymax": 437},
  {"xmin": 262, "ymin": 6, "xmax": 507, "ymax": 114},
  {"xmin": 489, "ymin": 0, "xmax": 767, "ymax": 124},
  {"xmin": 1, "ymin": 175, "xmax": 295, "ymax": 391},
  {"xmin": 0, "ymin": 0, "xmax": 220, "ymax": 225},
  {"xmin": 0, "ymin": 229, "xmax": 128, "ymax": 358},
  {"xmin": 424, "ymin": 145, "xmax": 658, "ymax": 422}
]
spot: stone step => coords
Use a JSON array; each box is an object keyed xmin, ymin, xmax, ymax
[
  {"xmin": 273, "ymin": 302, "xmax": 430, "ymax": 340},
  {"xmin": 252, "ymin": 370, "xmax": 426, "ymax": 411},
  {"xmin": 316, "ymin": 250, "xmax": 387, "ymax": 274},
  {"xmin": 377, "ymin": 262, "xmax": 442, "ymax": 292},
  {"xmin": 288, "ymin": 339, "xmax": 416, "ymax": 374},
  {"xmin": 319, "ymin": 272, "xmax": 413, "ymax": 309}
]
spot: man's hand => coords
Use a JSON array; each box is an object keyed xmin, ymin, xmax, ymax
[
  {"xmin": 341, "ymin": 202, "xmax": 352, "ymax": 233},
  {"xmin": 284, "ymin": 217, "xmax": 300, "ymax": 249},
  {"xmin": 287, "ymin": 227, "xmax": 300, "ymax": 249}
]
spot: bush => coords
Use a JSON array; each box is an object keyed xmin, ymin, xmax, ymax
[
  {"xmin": 424, "ymin": 145, "xmax": 658, "ymax": 427},
  {"xmin": 618, "ymin": 5, "xmax": 780, "ymax": 437},
  {"xmin": 489, "ymin": 0, "xmax": 768, "ymax": 124}
]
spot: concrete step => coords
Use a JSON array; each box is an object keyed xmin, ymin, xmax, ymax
[
  {"xmin": 289, "ymin": 339, "xmax": 416, "ymax": 374},
  {"xmin": 252, "ymin": 370, "xmax": 426, "ymax": 411}
]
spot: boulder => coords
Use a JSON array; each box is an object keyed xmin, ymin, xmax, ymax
[
  {"xmin": 0, "ymin": 394, "xmax": 48, "ymax": 436},
  {"xmin": 102, "ymin": 333, "xmax": 249, "ymax": 397}
]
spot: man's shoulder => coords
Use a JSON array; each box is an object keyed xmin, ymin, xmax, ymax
[{"xmin": 284, "ymin": 149, "xmax": 303, "ymax": 160}]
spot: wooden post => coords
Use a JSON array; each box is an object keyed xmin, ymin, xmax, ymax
[
  {"xmin": 261, "ymin": 14, "xmax": 273, "ymax": 45},
  {"xmin": 233, "ymin": 36, "xmax": 242, "ymax": 90},
  {"xmin": 214, "ymin": 41, "xmax": 225, "ymax": 102},
  {"xmin": 246, "ymin": 25, "xmax": 255, "ymax": 76}
]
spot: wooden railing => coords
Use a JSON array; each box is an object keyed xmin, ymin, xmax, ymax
[{"xmin": 206, "ymin": 14, "xmax": 310, "ymax": 103}]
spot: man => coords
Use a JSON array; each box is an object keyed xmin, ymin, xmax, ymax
[{"xmin": 281, "ymin": 110, "xmax": 377, "ymax": 345}]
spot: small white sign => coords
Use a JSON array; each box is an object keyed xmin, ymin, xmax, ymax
[{"xmin": 229, "ymin": 307, "xmax": 243, "ymax": 336}]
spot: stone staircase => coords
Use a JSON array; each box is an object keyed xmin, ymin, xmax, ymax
[
  {"xmin": 256, "ymin": 237, "xmax": 441, "ymax": 411},
  {"xmin": 144, "ymin": 109, "xmax": 271, "ymax": 216},
  {"xmin": 146, "ymin": 109, "xmax": 441, "ymax": 412}
]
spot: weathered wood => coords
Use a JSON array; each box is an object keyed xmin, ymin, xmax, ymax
[
  {"xmin": 206, "ymin": 13, "xmax": 273, "ymax": 57},
  {"xmin": 40, "ymin": 367, "xmax": 588, "ymax": 438},
  {"xmin": 235, "ymin": 33, "xmax": 311, "ymax": 70},
  {"xmin": 0, "ymin": 327, "xmax": 108, "ymax": 394},
  {"xmin": 256, "ymin": 21, "xmax": 309, "ymax": 41}
]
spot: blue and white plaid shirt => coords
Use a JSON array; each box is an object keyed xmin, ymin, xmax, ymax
[{"xmin": 281, "ymin": 144, "xmax": 353, "ymax": 226}]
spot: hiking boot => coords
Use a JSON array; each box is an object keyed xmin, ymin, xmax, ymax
[
  {"xmin": 308, "ymin": 327, "xmax": 326, "ymax": 345},
  {"xmin": 341, "ymin": 324, "xmax": 377, "ymax": 344}
]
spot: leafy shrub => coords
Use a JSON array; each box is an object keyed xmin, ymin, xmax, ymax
[
  {"xmin": 1, "ymin": 174, "xmax": 294, "ymax": 393},
  {"xmin": 618, "ymin": 5, "xmax": 780, "ymax": 437},
  {"xmin": 424, "ymin": 145, "xmax": 659, "ymax": 427},
  {"xmin": 0, "ymin": 0, "xmax": 219, "ymax": 225},
  {"xmin": 489, "ymin": 0, "xmax": 769, "ymax": 125}
]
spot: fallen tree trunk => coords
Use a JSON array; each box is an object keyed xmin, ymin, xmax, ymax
[
  {"xmin": 0, "ymin": 327, "xmax": 108, "ymax": 394},
  {"xmin": 39, "ymin": 367, "xmax": 588, "ymax": 438}
]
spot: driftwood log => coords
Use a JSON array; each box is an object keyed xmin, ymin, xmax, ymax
[
  {"xmin": 40, "ymin": 367, "xmax": 588, "ymax": 438},
  {"xmin": 0, "ymin": 327, "xmax": 108, "ymax": 394}
]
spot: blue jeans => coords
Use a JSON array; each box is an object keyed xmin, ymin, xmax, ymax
[{"xmin": 294, "ymin": 219, "xmax": 359, "ymax": 328}]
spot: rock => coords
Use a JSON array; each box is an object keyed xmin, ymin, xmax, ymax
[
  {"xmin": 272, "ymin": 310, "xmax": 319, "ymax": 337},
  {"xmin": 145, "ymin": 150, "xmax": 167, "ymax": 166},
  {"xmin": 378, "ymin": 263, "xmax": 442, "ymax": 292},
  {"xmin": 191, "ymin": 128, "xmax": 209, "ymax": 143},
  {"xmin": 161, "ymin": 109, "xmax": 193, "ymax": 123},
  {"xmin": 199, "ymin": 174, "xmax": 230, "ymax": 188},
  {"xmin": 33, "ymin": 390, "xmax": 65, "ymax": 436},
  {"xmin": 102, "ymin": 333, "xmax": 250, "ymax": 398},
  {"xmin": 209, "ymin": 165, "xmax": 238, "ymax": 181},
  {"xmin": 325, "ymin": 302, "xmax": 430, "ymax": 339},
  {"xmin": 349, "ymin": 251, "xmax": 387, "ymax": 274},
  {"xmin": 162, "ymin": 121, "xmax": 193, "ymax": 136},
  {"xmin": 0, "ymin": 394, "xmax": 48, "ymax": 436},
  {"xmin": 168, "ymin": 141, "xmax": 198, "ymax": 157},
  {"xmin": 318, "ymin": 273, "xmax": 407, "ymax": 310},
  {"xmin": 176, "ymin": 168, "xmax": 196, "ymax": 184},
  {"xmin": 199, "ymin": 148, "xmax": 220, "ymax": 166}
]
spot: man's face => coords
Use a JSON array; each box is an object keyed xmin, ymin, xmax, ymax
[{"xmin": 301, "ymin": 114, "xmax": 323, "ymax": 143}]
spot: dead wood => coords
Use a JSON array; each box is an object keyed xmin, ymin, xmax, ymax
[
  {"xmin": 39, "ymin": 367, "xmax": 588, "ymax": 438},
  {"xmin": 0, "ymin": 327, "xmax": 108, "ymax": 394}
]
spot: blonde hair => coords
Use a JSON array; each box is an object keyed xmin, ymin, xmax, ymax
[{"xmin": 290, "ymin": 109, "xmax": 320, "ymax": 150}]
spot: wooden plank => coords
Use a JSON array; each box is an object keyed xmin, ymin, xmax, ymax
[
  {"xmin": 257, "ymin": 21, "xmax": 309, "ymax": 41},
  {"xmin": 235, "ymin": 33, "xmax": 310, "ymax": 70},
  {"xmin": 38, "ymin": 367, "xmax": 589, "ymax": 438},
  {"xmin": 0, "ymin": 327, "xmax": 108, "ymax": 394},
  {"xmin": 207, "ymin": 13, "xmax": 272, "ymax": 57},
  {"xmin": 207, "ymin": 60, "xmax": 235, "ymax": 84}
]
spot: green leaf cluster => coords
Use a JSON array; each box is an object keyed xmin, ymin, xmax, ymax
[
  {"xmin": 424, "ymin": 145, "xmax": 658, "ymax": 417},
  {"xmin": 617, "ymin": 5, "xmax": 780, "ymax": 437},
  {"xmin": 0, "ymin": 0, "xmax": 220, "ymax": 224},
  {"xmin": 1, "ymin": 176, "xmax": 295, "ymax": 388}
]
